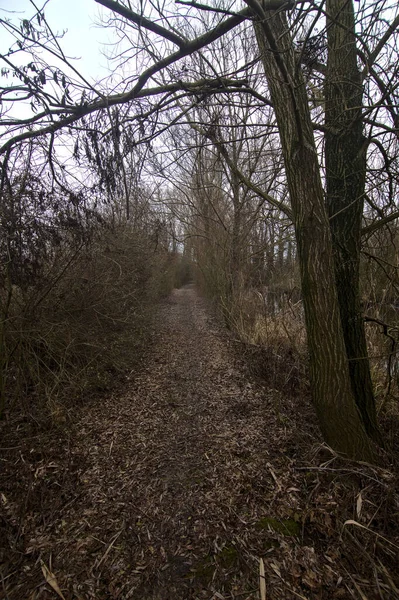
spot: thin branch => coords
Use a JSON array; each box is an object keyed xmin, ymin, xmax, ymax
[
  {"xmin": 95, "ymin": 0, "xmax": 187, "ymax": 47},
  {"xmin": 361, "ymin": 14, "xmax": 399, "ymax": 79},
  {"xmin": 190, "ymin": 120, "xmax": 292, "ymax": 219},
  {"xmin": 0, "ymin": 78, "xmax": 248, "ymax": 154},
  {"xmin": 175, "ymin": 0, "xmax": 252, "ymax": 17}
]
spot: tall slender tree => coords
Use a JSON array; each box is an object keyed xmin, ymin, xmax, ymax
[{"xmin": 253, "ymin": 3, "xmax": 375, "ymax": 460}]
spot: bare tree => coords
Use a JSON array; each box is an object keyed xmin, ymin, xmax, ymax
[{"xmin": 2, "ymin": 0, "xmax": 399, "ymax": 458}]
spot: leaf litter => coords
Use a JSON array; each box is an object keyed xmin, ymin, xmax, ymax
[{"xmin": 0, "ymin": 285, "xmax": 398, "ymax": 599}]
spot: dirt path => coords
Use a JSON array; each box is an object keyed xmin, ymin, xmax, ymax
[
  {"xmin": 2, "ymin": 286, "xmax": 396, "ymax": 600},
  {"xmin": 69, "ymin": 284, "xmax": 287, "ymax": 599}
]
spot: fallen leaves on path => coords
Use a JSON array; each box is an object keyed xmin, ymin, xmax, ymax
[{"xmin": 0, "ymin": 286, "xmax": 398, "ymax": 599}]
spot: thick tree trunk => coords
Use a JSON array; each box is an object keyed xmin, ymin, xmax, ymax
[
  {"xmin": 254, "ymin": 8, "xmax": 375, "ymax": 461},
  {"xmin": 325, "ymin": 0, "xmax": 380, "ymax": 442}
]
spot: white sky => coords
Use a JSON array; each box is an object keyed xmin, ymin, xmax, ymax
[{"xmin": 0, "ymin": 0, "xmax": 111, "ymax": 80}]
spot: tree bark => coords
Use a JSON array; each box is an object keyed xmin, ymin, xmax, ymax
[
  {"xmin": 325, "ymin": 0, "xmax": 381, "ymax": 442},
  {"xmin": 253, "ymin": 6, "xmax": 375, "ymax": 461}
]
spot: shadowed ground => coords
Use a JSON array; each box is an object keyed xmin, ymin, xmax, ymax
[{"xmin": 1, "ymin": 286, "xmax": 397, "ymax": 599}]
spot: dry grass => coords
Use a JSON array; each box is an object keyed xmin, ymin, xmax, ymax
[
  {"xmin": 226, "ymin": 281, "xmax": 399, "ymax": 429},
  {"xmin": 224, "ymin": 287, "xmax": 308, "ymax": 399}
]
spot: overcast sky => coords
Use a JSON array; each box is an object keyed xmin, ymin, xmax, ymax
[{"xmin": 1, "ymin": 0, "xmax": 111, "ymax": 80}]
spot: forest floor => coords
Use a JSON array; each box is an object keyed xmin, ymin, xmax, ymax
[{"xmin": 1, "ymin": 285, "xmax": 399, "ymax": 600}]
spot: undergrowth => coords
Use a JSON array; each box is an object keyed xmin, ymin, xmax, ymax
[
  {"xmin": 0, "ymin": 224, "xmax": 181, "ymax": 425},
  {"xmin": 207, "ymin": 281, "xmax": 399, "ymax": 599}
]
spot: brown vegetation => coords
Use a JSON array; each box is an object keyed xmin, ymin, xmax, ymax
[
  {"xmin": 1, "ymin": 0, "xmax": 399, "ymax": 597},
  {"xmin": 1, "ymin": 287, "xmax": 398, "ymax": 600}
]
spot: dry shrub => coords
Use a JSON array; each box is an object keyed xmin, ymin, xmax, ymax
[
  {"xmin": 223, "ymin": 285, "xmax": 308, "ymax": 397},
  {"xmin": 278, "ymin": 442, "xmax": 399, "ymax": 600},
  {"xmin": 363, "ymin": 311, "xmax": 399, "ymax": 453},
  {"xmin": 359, "ymin": 226, "xmax": 399, "ymax": 422},
  {"xmin": 1, "ymin": 223, "xmax": 177, "ymax": 423},
  {"xmin": 173, "ymin": 252, "xmax": 194, "ymax": 288},
  {"xmin": 365, "ymin": 313, "xmax": 399, "ymax": 402}
]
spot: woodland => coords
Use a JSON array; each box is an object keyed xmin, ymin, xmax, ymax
[{"xmin": 0, "ymin": 0, "xmax": 399, "ymax": 598}]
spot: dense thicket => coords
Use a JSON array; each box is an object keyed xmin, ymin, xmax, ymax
[{"xmin": 0, "ymin": 143, "xmax": 182, "ymax": 421}]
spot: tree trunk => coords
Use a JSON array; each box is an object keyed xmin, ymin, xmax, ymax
[
  {"xmin": 325, "ymin": 0, "xmax": 381, "ymax": 442},
  {"xmin": 254, "ymin": 7, "xmax": 375, "ymax": 461},
  {"xmin": 266, "ymin": 222, "xmax": 275, "ymax": 282},
  {"xmin": 230, "ymin": 167, "xmax": 243, "ymax": 294}
]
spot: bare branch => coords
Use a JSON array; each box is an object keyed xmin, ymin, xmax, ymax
[
  {"xmin": 190, "ymin": 120, "xmax": 292, "ymax": 219},
  {"xmin": 95, "ymin": 0, "xmax": 187, "ymax": 48},
  {"xmin": 362, "ymin": 13, "xmax": 399, "ymax": 78},
  {"xmin": 362, "ymin": 211, "xmax": 399, "ymax": 237}
]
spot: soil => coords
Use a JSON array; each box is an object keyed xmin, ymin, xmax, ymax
[{"xmin": 1, "ymin": 285, "xmax": 398, "ymax": 600}]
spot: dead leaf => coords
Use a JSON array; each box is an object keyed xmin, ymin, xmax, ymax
[
  {"xmin": 41, "ymin": 561, "xmax": 66, "ymax": 600},
  {"xmin": 259, "ymin": 558, "xmax": 266, "ymax": 600},
  {"xmin": 356, "ymin": 492, "xmax": 363, "ymax": 518},
  {"xmin": 344, "ymin": 520, "xmax": 399, "ymax": 549}
]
